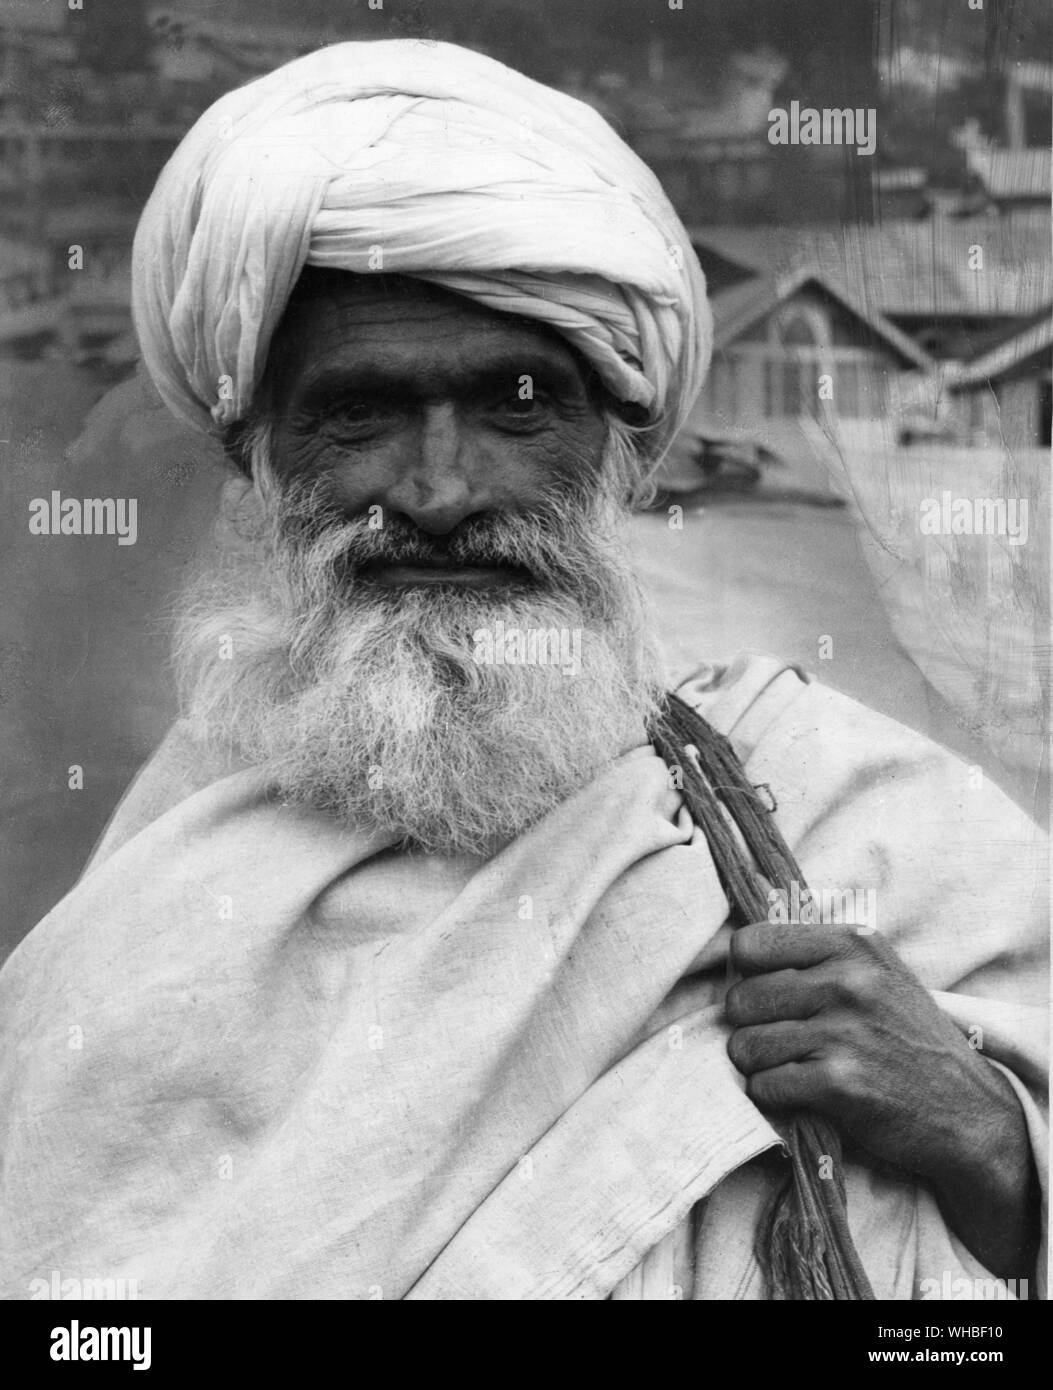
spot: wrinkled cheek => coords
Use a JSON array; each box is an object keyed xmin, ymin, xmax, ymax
[
  {"xmin": 267, "ymin": 430, "xmax": 370, "ymax": 510},
  {"xmin": 505, "ymin": 426, "xmax": 606, "ymax": 496}
]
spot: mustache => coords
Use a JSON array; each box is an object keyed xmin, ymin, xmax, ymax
[
  {"xmin": 333, "ymin": 520, "xmax": 535, "ymax": 575},
  {"xmin": 270, "ymin": 479, "xmax": 621, "ymax": 597}
]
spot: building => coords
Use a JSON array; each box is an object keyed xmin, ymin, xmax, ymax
[
  {"xmin": 946, "ymin": 310, "xmax": 1053, "ymax": 450},
  {"xmin": 701, "ymin": 265, "xmax": 929, "ymax": 437},
  {"xmin": 665, "ymin": 213, "xmax": 1051, "ymax": 491},
  {"xmin": 691, "ymin": 213, "xmax": 1051, "ymax": 371},
  {"xmin": 663, "ymin": 264, "xmax": 933, "ymax": 497},
  {"xmin": 0, "ymin": 231, "xmax": 56, "ymax": 357}
]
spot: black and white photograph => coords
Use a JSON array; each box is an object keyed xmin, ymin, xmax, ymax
[{"xmin": 0, "ymin": 0, "xmax": 1048, "ymax": 1337}]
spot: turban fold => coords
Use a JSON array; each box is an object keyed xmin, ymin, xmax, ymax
[{"xmin": 132, "ymin": 40, "xmax": 711, "ymax": 457}]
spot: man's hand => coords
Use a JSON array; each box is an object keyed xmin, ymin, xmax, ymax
[{"xmin": 725, "ymin": 920, "xmax": 1039, "ymax": 1284}]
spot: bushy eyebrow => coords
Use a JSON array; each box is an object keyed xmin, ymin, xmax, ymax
[{"xmin": 293, "ymin": 350, "xmax": 590, "ymax": 413}]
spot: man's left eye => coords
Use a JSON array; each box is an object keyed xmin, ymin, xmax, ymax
[
  {"xmin": 490, "ymin": 396, "xmax": 546, "ymax": 426},
  {"xmin": 334, "ymin": 402, "xmax": 386, "ymax": 423}
]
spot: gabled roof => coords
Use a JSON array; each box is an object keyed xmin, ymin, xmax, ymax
[
  {"xmin": 691, "ymin": 212, "xmax": 1052, "ymax": 318},
  {"xmin": 709, "ymin": 264, "xmax": 933, "ymax": 369},
  {"xmin": 946, "ymin": 310, "xmax": 1053, "ymax": 388}
]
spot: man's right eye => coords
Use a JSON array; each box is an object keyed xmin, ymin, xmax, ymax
[
  {"xmin": 333, "ymin": 401, "xmax": 381, "ymax": 422},
  {"xmin": 325, "ymin": 401, "xmax": 395, "ymax": 433}
]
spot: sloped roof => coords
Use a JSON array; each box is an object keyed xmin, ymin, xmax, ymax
[
  {"xmin": 691, "ymin": 212, "xmax": 1052, "ymax": 318},
  {"xmin": 946, "ymin": 310, "xmax": 1053, "ymax": 387},
  {"xmin": 709, "ymin": 265, "xmax": 932, "ymax": 368}
]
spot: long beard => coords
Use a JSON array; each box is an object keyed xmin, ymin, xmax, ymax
[{"xmin": 174, "ymin": 468, "xmax": 665, "ymax": 856}]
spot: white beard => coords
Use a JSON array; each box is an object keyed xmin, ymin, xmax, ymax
[{"xmin": 174, "ymin": 466, "xmax": 666, "ymax": 857}]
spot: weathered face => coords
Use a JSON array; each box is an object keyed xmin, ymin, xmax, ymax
[
  {"xmin": 184, "ymin": 269, "xmax": 663, "ymax": 854},
  {"xmin": 255, "ymin": 270, "xmax": 609, "ymax": 590}
]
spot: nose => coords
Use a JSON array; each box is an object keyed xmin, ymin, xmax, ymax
[{"xmin": 383, "ymin": 403, "xmax": 485, "ymax": 535}]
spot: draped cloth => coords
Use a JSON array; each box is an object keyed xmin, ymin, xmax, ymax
[
  {"xmin": 131, "ymin": 40, "xmax": 712, "ymax": 454},
  {"xmin": 0, "ymin": 656, "xmax": 1046, "ymax": 1299}
]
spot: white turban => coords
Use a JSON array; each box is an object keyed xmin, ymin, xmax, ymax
[{"xmin": 132, "ymin": 39, "xmax": 711, "ymax": 457}]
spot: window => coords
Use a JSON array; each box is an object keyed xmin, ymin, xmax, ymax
[
  {"xmin": 726, "ymin": 303, "xmax": 893, "ymax": 423},
  {"xmin": 837, "ymin": 360, "xmax": 861, "ymax": 417},
  {"xmin": 757, "ymin": 305, "xmax": 828, "ymax": 419},
  {"xmin": 708, "ymin": 356, "xmax": 739, "ymax": 418}
]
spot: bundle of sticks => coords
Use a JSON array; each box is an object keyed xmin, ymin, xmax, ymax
[{"xmin": 650, "ymin": 691, "xmax": 875, "ymax": 1300}]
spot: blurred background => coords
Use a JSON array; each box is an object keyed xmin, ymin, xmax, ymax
[{"xmin": 0, "ymin": 0, "xmax": 1050, "ymax": 962}]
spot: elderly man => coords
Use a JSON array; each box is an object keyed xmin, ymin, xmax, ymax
[{"xmin": 0, "ymin": 41, "xmax": 1046, "ymax": 1302}]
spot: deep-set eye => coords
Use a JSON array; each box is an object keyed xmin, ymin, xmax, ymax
[
  {"xmin": 489, "ymin": 393, "xmax": 547, "ymax": 427},
  {"xmin": 332, "ymin": 401, "xmax": 384, "ymax": 423},
  {"xmin": 323, "ymin": 399, "xmax": 399, "ymax": 436}
]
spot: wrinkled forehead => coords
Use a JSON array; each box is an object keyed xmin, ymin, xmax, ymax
[{"xmin": 257, "ymin": 268, "xmax": 608, "ymax": 410}]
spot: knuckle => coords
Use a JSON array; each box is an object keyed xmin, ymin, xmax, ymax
[
  {"xmin": 830, "ymin": 961, "xmax": 873, "ymax": 1006},
  {"xmin": 819, "ymin": 926, "xmax": 856, "ymax": 965},
  {"xmin": 745, "ymin": 1071, "xmax": 769, "ymax": 1108},
  {"xmin": 857, "ymin": 925, "xmax": 887, "ymax": 950},
  {"xmin": 727, "ymin": 1027, "xmax": 756, "ymax": 1073},
  {"xmin": 812, "ymin": 923, "xmax": 844, "ymax": 952},
  {"xmin": 724, "ymin": 980, "xmax": 751, "ymax": 1025},
  {"xmin": 730, "ymin": 925, "xmax": 759, "ymax": 969},
  {"xmin": 779, "ymin": 925, "xmax": 813, "ymax": 964},
  {"xmin": 748, "ymin": 1069, "xmax": 787, "ymax": 1111},
  {"xmin": 820, "ymin": 1052, "xmax": 863, "ymax": 1100}
]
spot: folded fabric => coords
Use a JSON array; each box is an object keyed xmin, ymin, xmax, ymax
[
  {"xmin": 0, "ymin": 656, "xmax": 1045, "ymax": 1298},
  {"xmin": 132, "ymin": 40, "xmax": 712, "ymax": 457}
]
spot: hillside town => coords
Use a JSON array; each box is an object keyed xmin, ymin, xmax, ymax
[
  {"xmin": 1, "ymin": 0, "xmax": 1049, "ymax": 462},
  {"xmin": 0, "ymin": 1, "xmax": 1050, "ymax": 472}
]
